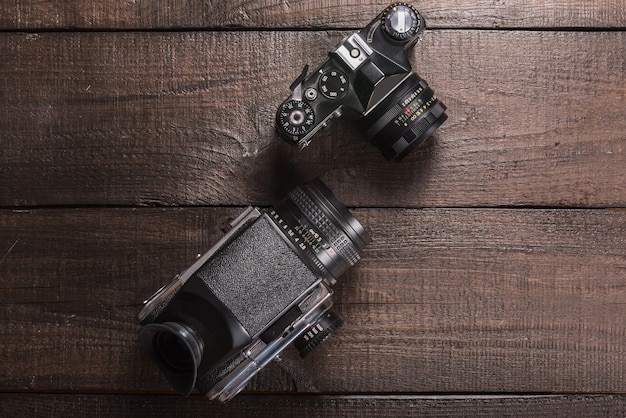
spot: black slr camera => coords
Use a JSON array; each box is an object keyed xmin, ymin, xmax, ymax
[
  {"xmin": 276, "ymin": 3, "xmax": 447, "ymax": 161},
  {"xmin": 138, "ymin": 180, "xmax": 370, "ymax": 402}
]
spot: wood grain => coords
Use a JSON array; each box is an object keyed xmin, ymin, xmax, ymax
[
  {"xmin": 1, "ymin": 1, "xmax": 625, "ymax": 30},
  {"xmin": 1, "ymin": 0, "xmax": 625, "ymax": 414},
  {"xmin": 1, "ymin": 207, "xmax": 623, "ymax": 393},
  {"xmin": 1, "ymin": 30, "xmax": 624, "ymax": 208},
  {"xmin": 1, "ymin": 394, "xmax": 626, "ymax": 417}
]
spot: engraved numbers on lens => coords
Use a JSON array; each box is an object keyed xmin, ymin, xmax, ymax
[
  {"xmin": 294, "ymin": 224, "xmax": 323, "ymax": 253},
  {"xmin": 269, "ymin": 209, "xmax": 323, "ymax": 253},
  {"xmin": 394, "ymin": 94, "xmax": 439, "ymax": 127},
  {"xmin": 319, "ymin": 70, "xmax": 348, "ymax": 100},
  {"xmin": 279, "ymin": 100, "xmax": 315, "ymax": 136}
]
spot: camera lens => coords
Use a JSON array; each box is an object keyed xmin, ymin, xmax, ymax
[
  {"xmin": 361, "ymin": 73, "xmax": 447, "ymax": 161},
  {"xmin": 139, "ymin": 322, "xmax": 204, "ymax": 395},
  {"xmin": 271, "ymin": 179, "xmax": 371, "ymax": 283}
]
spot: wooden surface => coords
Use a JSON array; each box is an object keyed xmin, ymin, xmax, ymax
[{"xmin": 1, "ymin": 1, "xmax": 625, "ymax": 416}]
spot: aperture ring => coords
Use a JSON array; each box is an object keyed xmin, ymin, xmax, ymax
[{"xmin": 289, "ymin": 187, "xmax": 361, "ymax": 267}]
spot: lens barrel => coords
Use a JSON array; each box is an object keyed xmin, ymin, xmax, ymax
[
  {"xmin": 272, "ymin": 179, "xmax": 371, "ymax": 283},
  {"xmin": 362, "ymin": 73, "xmax": 447, "ymax": 161}
]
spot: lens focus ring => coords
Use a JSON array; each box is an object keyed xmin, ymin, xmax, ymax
[
  {"xmin": 289, "ymin": 187, "xmax": 361, "ymax": 266},
  {"xmin": 272, "ymin": 179, "xmax": 371, "ymax": 283}
]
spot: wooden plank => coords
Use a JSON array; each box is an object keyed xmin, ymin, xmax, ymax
[
  {"xmin": 1, "ymin": 30, "xmax": 624, "ymax": 208},
  {"xmin": 1, "ymin": 207, "xmax": 624, "ymax": 393},
  {"xmin": 1, "ymin": 1, "xmax": 625, "ymax": 30},
  {"xmin": 1, "ymin": 394, "xmax": 626, "ymax": 417}
]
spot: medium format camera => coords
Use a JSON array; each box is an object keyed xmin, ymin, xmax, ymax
[
  {"xmin": 138, "ymin": 180, "xmax": 371, "ymax": 402},
  {"xmin": 276, "ymin": 3, "xmax": 447, "ymax": 161}
]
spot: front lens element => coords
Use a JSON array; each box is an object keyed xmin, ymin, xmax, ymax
[{"xmin": 362, "ymin": 73, "xmax": 447, "ymax": 161}]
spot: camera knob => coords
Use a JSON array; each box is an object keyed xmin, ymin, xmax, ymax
[
  {"xmin": 381, "ymin": 3, "xmax": 422, "ymax": 41},
  {"xmin": 277, "ymin": 100, "xmax": 315, "ymax": 137},
  {"xmin": 294, "ymin": 310, "xmax": 344, "ymax": 357},
  {"xmin": 319, "ymin": 70, "xmax": 348, "ymax": 99}
]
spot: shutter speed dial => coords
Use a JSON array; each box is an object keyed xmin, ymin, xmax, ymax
[
  {"xmin": 319, "ymin": 70, "xmax": 348, "ymax": 99},
  {"xmin": 278, "ymin": 100, "xmax": 315, "ymax": 136},
  {"xmin": 382, "ymin": 3, "xmax": 422, "ymax": 41}
]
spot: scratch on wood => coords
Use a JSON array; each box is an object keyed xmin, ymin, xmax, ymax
[{"xmin": 0, "ymin": 239, "xmax": 19, "ymax": 266}]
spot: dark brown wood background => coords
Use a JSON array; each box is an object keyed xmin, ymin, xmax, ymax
[{"xmin": 1, "ymin": 1, "xmax": 625, "ymax": 416}]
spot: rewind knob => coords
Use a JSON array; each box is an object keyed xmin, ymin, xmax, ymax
[{"xmin": 381, "ymin": 3, "xmax": 422, "ymax": 41}]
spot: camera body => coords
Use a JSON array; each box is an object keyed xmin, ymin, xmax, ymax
[
  {"xmin": 276, "ymin": 3, "xmax": 447, "ymax": 161},
  {"xmin": 138, "ymin": 180, "xmax": 370, "ymax": 402}
]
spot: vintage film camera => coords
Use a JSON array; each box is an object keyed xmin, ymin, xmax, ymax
[
  {"xmin": 138, "ymin": 180, "xmax": 370, "ymax": 402},
  {"xmin": 276, "ymin": 3, "xmax": 447, "ymax": 161}
]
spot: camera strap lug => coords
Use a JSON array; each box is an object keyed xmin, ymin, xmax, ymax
[{"xmin": 138, "ymin": 274, "xmax": 185, "ymax": 322}]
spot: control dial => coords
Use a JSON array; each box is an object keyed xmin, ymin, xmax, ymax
[
  {"xmin": 319, "ymin": 70, "xmax": 348, "ymax": 99},
  {"xmin": 294, "ymin": 310, "xmax": 344, "ymax": 357},
  {"xmin": 381, "ymin": 3, "xmax": 422, "ymax": 41},
  {"xmin": 277, "ymin": 100, "xmax": 315, "ymax": 137}
]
